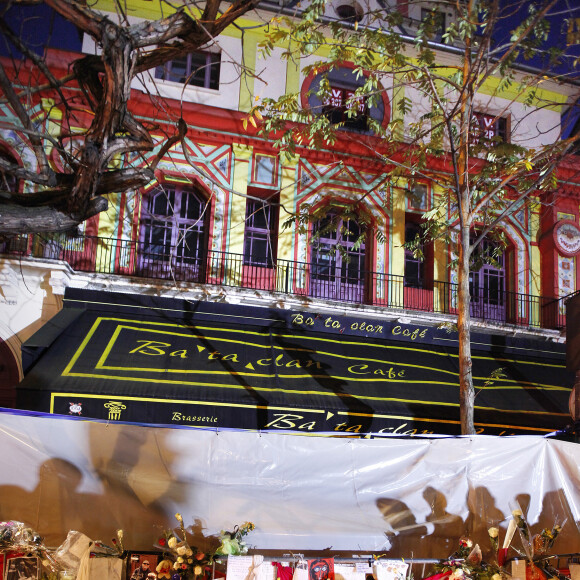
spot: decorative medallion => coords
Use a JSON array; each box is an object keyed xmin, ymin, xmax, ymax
[{"xmin": 553, "ymin": 219, "xmax": 580, "ymax": 256}]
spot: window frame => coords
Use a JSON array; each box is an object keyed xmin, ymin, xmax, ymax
[
  {"xmin": 243, "ymin": 197, "xmax": 279, "ymax": 268},
  {"xmin": 252, "ymin": 155, "xmax": 278, "ymax": 186},
  {"xmin": 301, "ymin": 65, "xmax": 391, "ymax": 133},
  {"xmin": 472, "ymin": 112, "xmax": 510, "ymax": 144},
  {"xmin": 406, "ymin": 182, "xmax": 430, "ymax": 212},
  {"xmin": 321, "ymin": 85, "xmax": 369, "ymax": 132},
  {"xmin": 309, "ymin": 212, "xmax": 368, "ymax": 301},
  {"xmin": 155, "ymin": 50, "xmax": 221, "ymax": 90},
  {"xmin": 139, "ymin": 184, "xmax": 209, "ymax": 279}
]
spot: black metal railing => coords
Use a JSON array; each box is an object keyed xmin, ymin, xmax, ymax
[{"xmin": 0, "ymin": 234, "xmax": 570, "ymax": 330}]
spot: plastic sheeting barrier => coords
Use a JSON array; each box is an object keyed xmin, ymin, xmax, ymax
[{"xmin": 0, "ymin": 410, "xmax": 578, "ymax": 558}]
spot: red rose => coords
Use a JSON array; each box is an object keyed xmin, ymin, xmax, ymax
[{"xmin": 159, "ymin": 538, "xmax": 167, "ymax": 546}]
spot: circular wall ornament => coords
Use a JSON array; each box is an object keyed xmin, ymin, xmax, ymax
[{"xmin": 554, "ymin": 219, "xmax": 580, "ymax": 257}]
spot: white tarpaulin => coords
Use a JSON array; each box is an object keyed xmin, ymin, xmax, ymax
[{"xmin": 0, "ymin": 410, "xmax": 579, "ymax": 558}]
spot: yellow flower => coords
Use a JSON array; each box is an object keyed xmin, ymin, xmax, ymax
[
  {"xmin": 173, "ymin": 562, "xmax": 180, "ymax": 570},
  {"xmin": 492, "ymin": 574, "xmax": 502, "ymax": 580},
  {"xmin": 168, "ymin": 537, "xmax": 178, "ymax": 549},
  {"xmin": 175, "ymin": 513, "xmax": 183, "ymax": 522},
  {"xmin": 488, "ymin": 527, "xmax": 499, "ymax": 538},
  {"xmin": 188, "ymin": 559, "xmax": 193, "ymax": 565},
  {"xmin": 177, "ymin": 546, "xmax": 187, "ymax": 556},
  {"xmin": 177, "ymin": 557, "xmax": 184, "ymax": 564},
  {"xmin": 194, "ymin": 566, "xmax": 203, "ymax": 576},
  {"xmin": 117, "ymin": 529, "xmax": 124, "ymax": 540},
  {"xmin": 185, "ymin": 549, "xmax": 193, "ymax": 557}
]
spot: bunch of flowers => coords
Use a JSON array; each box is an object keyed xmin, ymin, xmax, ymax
[
  {"xmin": 92, "ymin": 529, "xmax": 126, "ymax": 558},
  {"xmin": 494, "ymin": 503, "xmax": 567, "ymax": 580},
  {"xmin": 487, "ymin": 527, "xmax": 499, "ymax": 555},
  {"xmin": 156, "ymin": 515, "xmax": 255, "ymax": 580},
  {"xmin": 435, "ymin": 537, "xmax": 500, "ymax": 580},
  {"xmin": 0, "ymin": 521, "xmax": 61, "ymax": 574},
  {"xmin": 512, "ymin": 509, "xmax": 530, "ymax": 543},
  {"xmin": 539, "ymin": 524, "xmax": 562, "ymax": 552},
  {"xmin": 214, "ymin": 522, "xmax": 255, "ymax": 556}
]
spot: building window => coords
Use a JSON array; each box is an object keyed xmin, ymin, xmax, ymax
[
  {"xmin": 472, "ymin": 112, "xmax": 509, "ymax": 143},
  {"xmin": 310, "ymin": 212, "xmax": 367, "ymax": 302},
  {"xmin": 322, "ymin": 86, "xmax": 368, "ymax": 132},
  {"xmin": 303, "ymin": 67, "xmax": 390, "ymax": 134},
  {"xmin": 243, "ymin": 198, "xmax": 278, "ymax": 267},
  {"xmin": 404, "ymin": 222, "xmax": 425, "ymax": 288},
  {"xmin": 139, "ymin": 185, "xmax": 208, "ymax": 279},
  {"xmin": 407, "ymin": 183, "xmax": 429, "ymax": 211},
  {"xmin": 469, "ymin": 237, "xmax": 506, "ymax": 321},
  {"xmin": 253, "ymin": 155, "xmax": 277, "ymax": 185},
  {"xmin": 155, "ymin": 51, "xmax": 220, "ymax": 89},
  {"xmin": 334, "ymin": 1, "xmax": 363, "ymax": 23},
  {"xmin": 421, "ymin": 8, "xmax": 446, "ymax": 36}
]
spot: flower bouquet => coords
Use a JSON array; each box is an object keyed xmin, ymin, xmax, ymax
[
  {"xmin": 431, "ymin": 536, "xmax": 501, "ymax": 580},
  {"xmin": 494, "ymin": 502, "xmax": 567, "ymax": 580},
  {"xmin": 156, "ymin": 515, "xmax": 256, "ymax": 580}
]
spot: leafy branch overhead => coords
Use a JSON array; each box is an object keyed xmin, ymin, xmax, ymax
[
  {"xmin": 0, "ymin": 0, "xmax": 261, "ymax": 235},
  {"xmin": 246, "ymin": 0, "xmax": 580, "ymax": 435}
]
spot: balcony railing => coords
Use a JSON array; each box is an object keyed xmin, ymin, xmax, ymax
[{"xmin": 1, "ymin": 234, "xmax": 572, "ymax": 331}]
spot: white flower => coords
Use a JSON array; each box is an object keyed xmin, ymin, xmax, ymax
[
  {"xmin": 177, "ymin": 557, "xmax": 184, "ymax": 564},
  {"xmin": 185, "ymin": 549, "xmax": 193, "ymax": 557},
  {"xmin": 492, "ymin": 574, "xmax": 502, "ymax": 580},
  {"xmin": 177, "ymin": 546, "xmax": 187, "ymax": 556},
  {"xmin": 450, "ymin": 569, "xmax": 465, "ymax": 580},
  {"xmin": 168, "ymin": 537, "xmax": 178, "ymax": 549},
  {"xmin": 173, "ymin": 562, "xmax": 180, "ymax": 570},
  {"xmin": 488, "ymin": 527, "xmax": 499, "ymax": 538},
  {"xmin": 194, "ymin": 566, "xmax": 203, "ymax": 576}
]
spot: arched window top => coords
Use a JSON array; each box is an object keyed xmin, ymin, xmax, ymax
[
  {"xmin": 301, "ymin": 66, "xmax": 391, "ymax": 134},
  {"xmin": 144, "ymin": 185, "xmax": 207, "ymax": 221},
  {"xmin": 139, "ymin": 183, "xmax": 209, "ymax": 281}
]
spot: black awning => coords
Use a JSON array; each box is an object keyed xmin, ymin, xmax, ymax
[{"xmin": 17, "ymin": 289, "xmax": 573, "ymax": 436}]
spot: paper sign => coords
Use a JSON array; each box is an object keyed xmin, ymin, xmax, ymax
[
  {"xmin": 293, "ymin": 561, "xmax": 309, "ymax": 580},
  {"xmin": 335, "ymin": 564, "xmax": 366, "ymax": 580},
  {"xmin": 373, "ymin": 560, "xmax": 408, "ymax": 580},
  {"xmin": 226, "ymin": 556, "xmax": 275, "ymax": 580}
]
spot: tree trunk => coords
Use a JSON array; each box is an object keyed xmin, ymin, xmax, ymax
[
  {"xmin": 457, "ymin": 221, "xmax": 475, "ymax": 435},
  {"xmin": 0, "ymin": 196, "xmax": 107, "ymax": 235},
  {"xmin": 456, "ymin": 0, "xmax": 476, "ymax": 435}
]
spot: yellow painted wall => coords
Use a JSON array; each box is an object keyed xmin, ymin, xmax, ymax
[
  {"xmin": 277, "ymin": 156, "xmax": 299, "ymax": 263},
  {"xmin": 231, "ymin": 145, "xmax": 253, "ymax": 255}
]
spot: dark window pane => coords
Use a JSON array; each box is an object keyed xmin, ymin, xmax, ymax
[
  {"xmin": 155, "ymin": 51, "xmax": 220, "ymax": 90},
  {"xmin": 151, "ymin": 190, "xmax": 174, "ymax": 216},
  {"xmin": 311, "ymin": 212, "xmax": 365, "ymax": 293},
  {"xmin": 140, "ymin": 186, "xmax": 207, "ymax": 274},
  {"xmin": 404, "ymin": 222, "xmax": 424, "ymax": 287},
  {"xmin": 243, "ymin": 199, "xmax": 278, "ymax": 266}
]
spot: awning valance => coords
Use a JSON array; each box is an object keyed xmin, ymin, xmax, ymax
[{"xmin": 17, "ymin": 289, "xmax": 573, "ymax": 435}]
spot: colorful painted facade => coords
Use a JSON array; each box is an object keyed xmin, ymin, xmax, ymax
[{"xmin": 1, "ymin": 1, "xmax": 579, "ymax": 432}]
